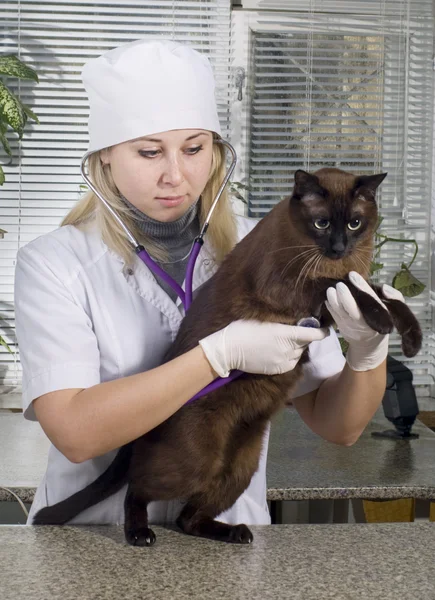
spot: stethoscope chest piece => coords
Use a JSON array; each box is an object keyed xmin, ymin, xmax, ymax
[{"xmin": 296, "ymin": 316, "xmax": 321, "ymax": 328}]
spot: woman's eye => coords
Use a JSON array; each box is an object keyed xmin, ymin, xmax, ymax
[
  {"xmin": 348, "ymin": 218, "xmax": 362, "ymax": 231},
  {"xmin": 313, "ymin": 218, "xmax": 330, "ymax": 230},
  {"xmin": 185, "ymin": 145, "xmax": 203, "ymax": 155},
  {"xmin": 138, "ymin": 145, "xmax": 203, "ymax": 158},
  {"xmin": 138, "ymin": 149, "xmax": 160, "ymax": 158}
]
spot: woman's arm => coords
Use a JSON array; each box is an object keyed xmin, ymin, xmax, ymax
[
  {"xmin": 34, "ymin": 345, "xmax": 216, "ymax": 464},
  {"xmin": 292, "ymin": 273, "xmax": 407, "ymax": 445},
  {"xmin": 35, "ymin": 320, "xmax": 327, "ymax": 465},
  {"xmin": 292, "ymin": 360, "xmax": 386, "ymax": 446}
]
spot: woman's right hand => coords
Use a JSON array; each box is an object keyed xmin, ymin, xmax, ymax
[{"xmin": 199, "ymin": 319, "xmax": 329, "ymax": 378}]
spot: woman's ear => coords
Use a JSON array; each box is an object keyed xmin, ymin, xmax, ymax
[{"xmin": 100, "ymin": 148, "xmax": 111, "ymax": 166}]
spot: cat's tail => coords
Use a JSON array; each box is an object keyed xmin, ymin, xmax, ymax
[{"xmin": 32, "ymin": 443, "xmax": 133, "ymax": 525}]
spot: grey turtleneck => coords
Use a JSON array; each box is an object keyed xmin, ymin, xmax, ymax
[{"xmin": 121, "ymin": 196, "xmax": 200, "ymax": 302}]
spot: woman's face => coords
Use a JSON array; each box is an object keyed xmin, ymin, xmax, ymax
[{"xmin": 100, "ymin": 129, "xmax": 214, "ymax": 222}]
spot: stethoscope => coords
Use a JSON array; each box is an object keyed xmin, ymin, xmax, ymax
[
  {"xmin": 80, "ymin": 139, "xmax": 321, "ymax": 403},
  {"xmin": 80, "ymin": 138, "xmax": 245, "ymax": 402}
]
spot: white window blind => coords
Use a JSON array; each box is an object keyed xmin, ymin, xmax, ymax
[
  {"xmin": 231, "ymin": 1, "xmax": 434, "ymax": 391},
  {"xmin": 0, "ymin": 0, "xmax": 231, "ymax": 395}
]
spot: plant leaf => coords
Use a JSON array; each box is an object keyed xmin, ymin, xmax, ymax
[
  {"xmin": 0, "ymin": 165, "xmax": 5, "ymax": 185},
  {"xmin": 231, "ymin": 190, "xmax": 247, "ymax": 202},
  {"xmin": 0, "ymin": 80, "xmax": 25, "ymax": 135},
  {"xmin": 338, "ymin": 337, "xmax": 349, "ymax": 355},
  {"xmin": 392, "ymin": 266, "xmax": 426, "ymax": 297},
  {"xmin": 229, "ymin": 182, "xmax": 248, "ymax": 203},
  {"xmin": 0, "ymin": 55, "xmax": 38, "ymax": 82},
  {"xmin": 0, "ymin": 120, "xmax": 11, "ymax": 156},
  {"xmin": 370, "ymin": 261, "xmax": 384, "ymax": 275},
  {"xmin": 22, "ymin": 103, "xmax": 39, "ymax": 124},
  {"xmin": 0, "ymin": 335, "xmax": 12, "ymax": 353},
  {"xmin": 231, "ymin": 181, "xmax": 249, "ymax": 191}
]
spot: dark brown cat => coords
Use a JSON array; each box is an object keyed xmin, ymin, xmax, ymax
[{"xmin": 33, "ymin": 168, "xmax": 422, "ymax": 545}]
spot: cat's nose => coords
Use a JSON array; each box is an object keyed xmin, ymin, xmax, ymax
[
  {"xmin": 329, "ymin": 241, "xmax": 346, "ymax": 258},
  {"xmin": 332, "ymin": 241, "xmax": 345, "ymax": 252}
]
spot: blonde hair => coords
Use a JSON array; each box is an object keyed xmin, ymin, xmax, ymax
[{"xmin": 62, "ymin": 138, "xmax": 237, "ymax": 266}]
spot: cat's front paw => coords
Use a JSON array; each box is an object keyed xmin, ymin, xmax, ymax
[
  {"xmin": 344, "ymin": 275, "xmax": 394, "ymax": 334},
  {"xmin": 125, "ymin": 526, "xmax": 156, "ymax": 546},
  {"xmin": 363, "ymin": 299, "xmax": 394, "ymax": 335},
  {"xmin": 228, "ymin": 524, "xmax": 254, "ymax": 544}
]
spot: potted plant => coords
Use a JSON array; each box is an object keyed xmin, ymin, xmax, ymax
[
  {"xmin": 0, "ymin": 55, "xmax": 39, "ymax": 353},
  {"xmin": 0, "ymin": 54, "xmax": 39, "ymax": 183}
]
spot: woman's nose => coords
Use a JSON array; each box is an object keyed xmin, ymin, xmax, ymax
[{"xmin": 160, "ymin": 157, "xmax": 184, "ymax": 186}]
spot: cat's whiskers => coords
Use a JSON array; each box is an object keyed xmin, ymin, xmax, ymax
[
  {"xmin": 354, "ymin": 249, "xmax": 374, "ymax": 260},
  {"xmin": 294, "ymin": 252, "xmax": 321, "ymax": 293},
  {"xmin": 305, "ymin": 252, "xmax": 323, "ymax": 286},
  {"xmin": 301, "ymin": 253, "xmax": 323, "ymax": 292},
  {"xmin": 280, "ymin": 248, "xmax": 319, "ymax": 279},
  {"xmin": 352, "ymin": 251, "xmax": 371, "ymax": 276},
  {"xmin": 293, "ymin": 256, "xmax": 312, "ymax": 293},
  {"xmin": 268, "ymin": 244, "xmax": 317, "ymax": 255},
  {"xmin": 312, "ymin": 254, "xmax": 324, "ymax": 281},
  {"xmin": 354, "ymin": 245, "xmax": 375, "ymax": 259}
]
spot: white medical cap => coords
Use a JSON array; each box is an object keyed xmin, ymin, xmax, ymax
[{"xmin": 82, "ymin": 39, "xmax": 222, "ymax": 153}]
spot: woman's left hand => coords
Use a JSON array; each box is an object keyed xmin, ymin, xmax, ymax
[{"xmin": 325, "ymin": 271, "xmax": 404, "ymax": 372}]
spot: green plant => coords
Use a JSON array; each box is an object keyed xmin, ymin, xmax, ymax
[
  {"xmin": 228, "ymin": 181, "xmax": 249, "ymax": 203},
  {"xmin": 0, "ymin": 230, "xmax": 12, "ymax": 353},
  {"xmin": 0, "ymin": 334, "xmax": 12, "ymax": 354},
  {"xmin": 0, "ymin": 54, "xmax": 39, "ymax": 184},
  {"xmin": 371, "ymin": 217, "xmax": 425, "ymax": 298},
  {"xmin": 0, "ymin": 56, "xmax": 39, "ymax": 353}
]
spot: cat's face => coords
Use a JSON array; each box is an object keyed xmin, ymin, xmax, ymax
[{"xmin": 289, "ymin": 168, "xmax": 386, "ymax": 260}]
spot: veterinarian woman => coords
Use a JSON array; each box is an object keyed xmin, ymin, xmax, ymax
[{"xmin": 15, "ymin": 39, "xmax": 397, "ymax": 526}]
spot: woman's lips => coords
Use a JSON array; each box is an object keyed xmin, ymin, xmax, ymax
[{"xmin": 156, "ymin": 195, "xmax": 186, "ymax": 208}]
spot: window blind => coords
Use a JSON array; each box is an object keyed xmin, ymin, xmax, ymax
[
  {"xmin": 0, "ymin": 0, "xmax": 231, "ymax": 395},
  {"xmin": 231, "ymin": 1, "xmax": 434, "ymax": 390},
  {"xmin": 242, "ymin": 0, "xmax": 429, "ymax": 17}
]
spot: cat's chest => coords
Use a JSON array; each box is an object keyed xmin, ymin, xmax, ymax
[{"xmin": 267, "ymin": 279, "xmax": 333, "ymax": 325}]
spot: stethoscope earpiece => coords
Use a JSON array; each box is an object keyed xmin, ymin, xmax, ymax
[{"xmin": 80, "ymin": 139, "xmax": 243, "ymax": 402}]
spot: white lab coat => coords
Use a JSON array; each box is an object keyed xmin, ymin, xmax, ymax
[{"xmin": 14, "ymin": 215, "xmax": 345, "ymax": 526}]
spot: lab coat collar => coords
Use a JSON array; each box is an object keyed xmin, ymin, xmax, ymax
[{"xmin": 106, "ymin": 235, "xmax": 218, "ymax": 330}]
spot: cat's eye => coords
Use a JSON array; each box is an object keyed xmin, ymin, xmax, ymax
[
  {"xmin": 313, "ymin": 218, "xmax": 330, "ymax": 230},
  {"xmin": 348, "ymin": 218, "xmax": 362, "ymax": 231}
]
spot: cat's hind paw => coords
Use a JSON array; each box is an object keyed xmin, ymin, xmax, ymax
[{"xmin": 125, "ymin": 526, "xmax": 156, "ymax": 547}]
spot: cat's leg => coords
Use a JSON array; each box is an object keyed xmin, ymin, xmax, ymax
[
  {"xmin": 176, "ymin": 499, "xmax": 253, "ymax": 545},
  {"xmin": 124, "ymin": 483, "xmax": 156, "ymax": 546},
  {"xmin": 176, "ymin": 453, "xmax": 260, "ymax": 545},
  {"xmin": 176, "ymin": 417, "xmax": 274, "ymax": 544},
  {"xmin": 372, "ymin": 285, "xmax": 422, "ymax": 357}
]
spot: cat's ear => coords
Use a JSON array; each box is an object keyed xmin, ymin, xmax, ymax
[
  {"xmin": 354, "ymin": 173, "xmax": 387, "ymax": 201},
  {"xmin": 293, "ymin": 170, "xmax": 324, "ymax": 199}
]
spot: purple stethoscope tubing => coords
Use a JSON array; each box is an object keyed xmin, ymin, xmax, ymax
[{"xmin": 80, "ymin": 139, "xmax": 244, "ymax": 403}]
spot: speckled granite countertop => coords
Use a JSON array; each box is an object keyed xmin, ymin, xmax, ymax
[
  {"xmin": 267, "ymin": 407, "xmax": 435, "ymax": 500},
  {"xmin": 1, "ymin": 523, "xmax": 434, "ymax": 599},
  {"xmin": 2, "ymin": 407, "xmax": 435, "ymax": 503}
]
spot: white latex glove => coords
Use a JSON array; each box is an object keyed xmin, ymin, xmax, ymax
[
  {"xmin": 325, "ymin": 271, "xmax": 404, "ymax": 372},
  {"xmin": 199, "ymin": 319, "xmax": 329, "ymax": 378},
  {"xmin": 381, "ymin": 283, "xmax": 406, "ymax": 303}
]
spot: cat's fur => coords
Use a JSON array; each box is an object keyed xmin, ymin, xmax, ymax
[{"xmin": 33, "ymin": 168, "xmax": 422, "ymax": 545}]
